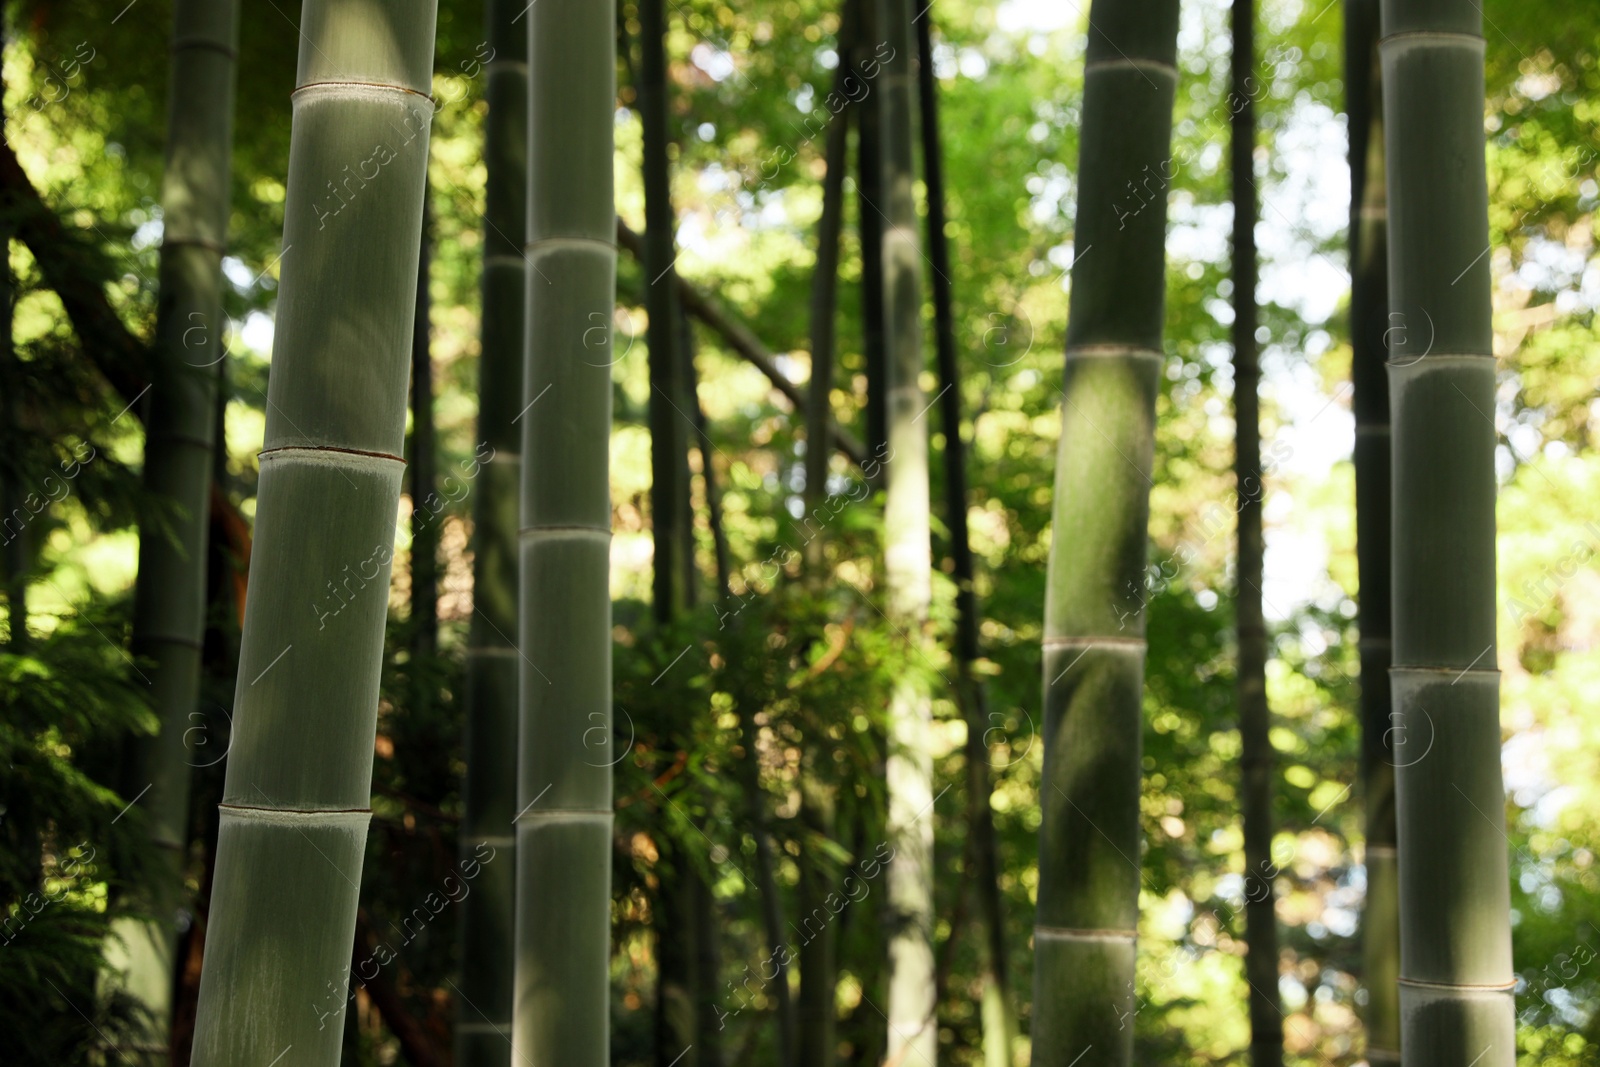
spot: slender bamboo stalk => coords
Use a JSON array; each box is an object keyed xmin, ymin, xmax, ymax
[
  {"xmin": 513, "ymin": 0, "xmax": 615, "ymax": 1063},
  {"xmin": 1230, "ymin": 3, "xmax": 1284, "ymax": 1063},
  {"xmin": 1, "ymin": 215, "xmax": 23, "ymax": 651},
  {"xmin": 637, "ymin": 6, "xmax": 717, "ymax": 1052},
  {"xmin": 0, "ymin": 20, "xmax": 21, "ymax": 649},
  {"xmin": 732, "ymin": 698, "xmax": 799, "ymax": 1067},
  {"xmin": 187, "ymin": 5, "xmax": 438, "ymax": 1063},
  {"xmin": 804, "ymin": 11, "xmax": 853, "ymax": 570},
  {"xmin": 874, "ymin": 0, "xmax": 936, "ymax": 1060},
  {"xmin": 856, "ymin": 2, "xmax": 888, "ymax": 470},
  {"xmin": 914, "ymin": 10, "xmax": 1016, "ymax": 1067},
  {"xmin": 798, "ymin": 774, "xmax": 838, "ymax": 1067},
  {"xmin": 112, "ymin": 1, "xmax": 239, "ymax": 1056},
  {"xmin": 1345, "ymin": 0, "xmax": 1400, "ymax": 1060},
  {"xmin": 797, "ymin": 13, "xmax": 857, "ymax": 1066},
  {"xmin": 411, "ymin": 193, "xmax": 438, "ymax": 653},
  {"xmin": 457, "ymin": 1, "xmax": 527, "ymax": 1062},
  {"xmin": 1032, "ymin": 3, "xmax": 1179, "ymax": 1064},
  {"xmin": 1380, "ymin": 1, "xmax": 1513, "ymax": 1059},
  {"xmin": 0, "ymin": 37, "xmax": 15, "ymax": 653},
  {"xmin": 684, "ymin": 320, "xmax": 731, "ymax": 598},
  {"xmin": 640, "ymin": 0, "xmax": 689, "ymax": 623}
]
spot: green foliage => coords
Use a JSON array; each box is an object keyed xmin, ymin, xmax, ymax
[{"xmin": 0, "ymin": 606, "xmax": 161, "ymax": 1064}]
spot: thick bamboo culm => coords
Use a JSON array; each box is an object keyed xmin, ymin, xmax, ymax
[
  {"xmin": 456, "ymin": 1, "xmax": 527, "ymax": 1064},
  {"xmin": 1031, "ymin": 2, "xmax": 1180, "ymax": 1065},
  {"xmin": 112, "ymin": 0, "xmax": 239, "ymax": 1057},
  {"xmin": 511, "ymin": 0, "xmax": 616, "ymax": 1063},
  {"xmin": 1380, "ymin": 0, "xmax": 1514, "ymax": 1060},
  {"xmin": 1345, "ymin": 0, "xmax": 1401, "ymax": 1058},
  {"xmin": 189, "ymin": 3, "xmax": 439, "ymax": 1064}
]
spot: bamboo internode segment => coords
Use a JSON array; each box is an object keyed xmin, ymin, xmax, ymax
[
  {"xmin": 190, "ymin": 3, "xmax": 440, "ymax": 1065},
  {"xmin": 1032, "ymin": 1, "xmax": 1179, "ymax": 1063},
  {"xmin": 1381, "ymin": 0, "xmax": 1513, "ymax": 1059}
]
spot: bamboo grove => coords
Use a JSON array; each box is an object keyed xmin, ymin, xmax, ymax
[{"xmin": 3, "ymin": 0, "xmax": 1593, "ymax": 1064}]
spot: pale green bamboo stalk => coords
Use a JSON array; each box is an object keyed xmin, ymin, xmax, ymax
[
  {"xmin": 457, "ymin": 2, "xmax": 527, "ymax": 1063},
  {"xmin": 1032, "ymin": 3, "xmax": 1179, "ymax": 1065},
  {"xmin": 188, "ymin": 4, "xmax": 439, "ymax": 1063},
  {"xmin": 875, "ymin": 0, "xmax": 936, "ymax": 1061},
  {"xmin": 513, "ymin": 0, "xmax": 615, "ymax": 1063},
  {"xmin": 1346, "ymin": 0, "xmax": 1400, "ymax": 1059},
  {"xmin": 110, "ymin": 1, "xmax": 239, "ymax": 1057},
  {"xmin": 1380, "ymin": 0, "xmax": 1513, "ymax": 1058}
]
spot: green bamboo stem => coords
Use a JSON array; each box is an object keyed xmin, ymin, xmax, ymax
[
  {"xmin": 914, "ymin": 8, "xmax": 1015, "ymax": 1065},
  {"xmin": 796, "ymin": 13, "xmax": 856, "ymax": 1067},
  {"xmin": 457, "ymin": 1, "xmax": 527, "ymax": 1063},
  {"xmin": 1380, "ymin": 0, "xmax": 1513, "ymax": 1058},
  {"xmin": 797, "ymin": 775, "xmax": 839, "ymax": 1067},
  {"xmin": 1346, "ymin": 0, "xmax": 1400, "ymax": 1059},
  {"xmin": 112, "ymin": 1, "xmax": 239, "ymax": 1056},
  {"xmin": 640, "ymin": 0, "xmax": 690, "ymax": 624},
  {"xmin": 411, "ymin": 193, "xmax": 438, "ymax": 653},
  {"xmin": 874, "ymin": 0, "xmax": 936, "ymax": 1061},
  {"xmin": 856, "ymin": 2, "xmax": 889, "ymax": 471},
  {"xmin": 1032, "ymin": 3, "xmax": 1179, "ymax": 1065},
  {"xmin": 513, "ymin": 0, "xmax": 615, "ymax": 1062},
  {"xmin": 1, "ymin": 214, "xmax": 23, "ymax": 651},
  {"xmin": 1230, "ymin": 2, "xmax": 1284, "ymax": 1063},
  {"xmin": 803, "ymin": 4, "xmax": 853, "ymax": 570},
  {"xmin": 0, "ymin": 31, "xmax": 22, "ymax": 653},
  {"xmin": 684, "ymin": 322, "xmax": 732, "ymax": 598},
  {"xmin": 188, "ymin": 4, "xmax": 438, "ymax": 1063}
]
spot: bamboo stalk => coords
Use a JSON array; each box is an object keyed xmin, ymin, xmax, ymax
[
  {"xmin": 112, "ymin": 0, "xmax": 239, "ymax": 1056},
  {"xmin": 188, "ymin": 4, "xmax": 438, "ymax": 1063},
  {"xmin": 796, "ymin": 10, "xmax": 858, "ymax": 1065},
  {"xmin": 640, "ymin": 0, "xmax": 691, "ymax": 623},
  {"xmin": 457, "ymin": 1, "xmax": 527, "ymax": 1063},
  {"xmin": 684, "ymin": 319, "xmax": 732, "ymax": 599},
  {"xmin": 1032, "ymin": 3, "xmax": 1179, "ymax": 1064},
  {"xmin": 410, "ymin": 193, "xmax": 438, "ymax": 653},
  {"xmin": 874, "ymin": 0, "xmax": 937, "ymax": 1060},
  {"xmin": 513, "ymin": 0, "xmax": 616, "ymax": 1063},
  {"xmin": 1230, "ymin": 2, "xmax": 1284, "ymax": 1063},
  {"xmin": 914, "ymin": 8, "xmax": 1017, "ymax": 1066},
  {"xmin": 1380, "ymin": 1, "xmax": 1513, "ymax": 1059},
  {"xmin": 1345, "ymin": 0, "xmax": 1400, "ymax": 1059},
  {"xmin": 803, "ymin": 3, "xmax": 854, "ymax": 570},
  {"xmin": 856, "ymin": 2, "xmax": 888, "ymax": 470}
]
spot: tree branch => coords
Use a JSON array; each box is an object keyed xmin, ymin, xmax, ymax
[
  {"xmin": 616, "ymin": 218, "xmax": 867, "ymax": 468},
  {"xmin": 0, "ymin": 137, "xmax": 149, "ymax": 407}
]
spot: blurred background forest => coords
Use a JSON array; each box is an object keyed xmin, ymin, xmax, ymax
[{"xmin": 2, "ymin": 0, "xmax": 1598, "ymax": 1063}]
